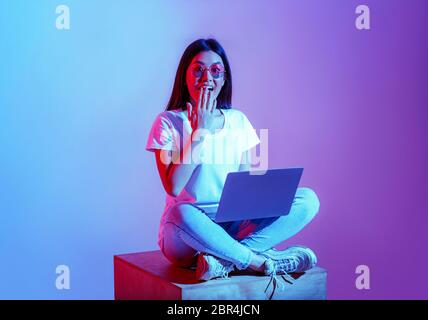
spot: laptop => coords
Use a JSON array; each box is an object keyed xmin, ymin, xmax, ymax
[{"xmin": 199, "ymin": 168, "xmax": 303, "ymax": 223}]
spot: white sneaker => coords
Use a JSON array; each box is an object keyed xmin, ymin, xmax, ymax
[
  {"xmin": 261, "ymin": 246, "xmax": 317, "ymax": 274},
  {"xmin": 260, "ymin": 246, "xmax": 317, "ymax": 299},
  {"xmin": 195, "ymin": 254, "xmax": 235, "ymax": 281}
]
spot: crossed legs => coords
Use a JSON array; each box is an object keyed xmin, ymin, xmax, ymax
[{"xmin": 160, "ymin": 187, "xmax": 320, "ymax": 271}]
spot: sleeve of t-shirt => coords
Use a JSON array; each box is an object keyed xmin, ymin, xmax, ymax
[
  {"xmin": 240, "ymin": 111, "xmax": 260, "ymax": 153},
  {"xmin": 145, "ymin": 112, "xmax": 178, "ymax": 152}
]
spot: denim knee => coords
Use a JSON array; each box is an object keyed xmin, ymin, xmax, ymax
[
  {"xmin": 299, "ymin": 187, "xmax": 320, "ymax": 221},
  {"xmin": 164, "ymin": 203, "xmax": 197, "ymax": 227}
]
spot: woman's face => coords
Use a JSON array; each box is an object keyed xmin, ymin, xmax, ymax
[{"xmin": 186, "ymin": 50, "xmax": 226, "ymax": 107}]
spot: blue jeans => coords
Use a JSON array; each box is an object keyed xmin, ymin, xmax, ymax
[{"xmin": 159, "ymin": 187, "xmax": 320, "ymax": 270}]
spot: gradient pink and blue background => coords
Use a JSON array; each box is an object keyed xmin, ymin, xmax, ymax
[{"xmin": 1, "ymin": 0, "xmax": 427, "ymax": 299}]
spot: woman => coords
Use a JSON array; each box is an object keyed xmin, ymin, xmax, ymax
[{"xmin": 146, "ymin": 39, "xmax": 320, "ymax": 285}]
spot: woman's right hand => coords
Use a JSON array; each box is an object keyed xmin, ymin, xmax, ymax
[{"xmin": 186, "ymin": 86, "xmax": 217, "ymax": 134}]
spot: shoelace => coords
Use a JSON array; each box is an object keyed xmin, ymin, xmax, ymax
[
  {"xmin": 196, "ymin": 251, "xmax": 235, "ymax": 281},
  {"xmin": 264, "ymin": 258, "xmax": 298, "ymax": 300},
  {"xmin": 264, "ymin": 273, "xmax": 293, "ymax": 300},
  {"xmin": 218, "ymin": 267, "xmax": 230, "ymax": 279},
  {"xmin": 277, "ymin": 257, "xmax": 299, "ymax": 274},
  {"xmin": 213, "ymin": 258, "xmax": 233, "ymax": 280}
]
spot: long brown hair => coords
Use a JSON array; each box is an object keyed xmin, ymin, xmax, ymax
[{"xmin": 165, "ymin": 38, "xmax": 232, "ymax": 111}]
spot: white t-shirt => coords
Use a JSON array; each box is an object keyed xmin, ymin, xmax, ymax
[{"xmin": 145, "ymin": 107, "xmax": 260, "ymax": 246}]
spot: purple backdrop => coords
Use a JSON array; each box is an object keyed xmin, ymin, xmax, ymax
[{"xmin": 1, "ymin": 0, "xmax": 427, "ymax": 299}]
